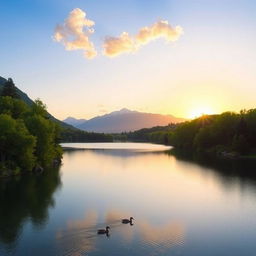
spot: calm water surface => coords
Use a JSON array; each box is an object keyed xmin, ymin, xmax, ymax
[{"xmin": 1, "ymin": 142, "xmax": 256, "ymax": 256}]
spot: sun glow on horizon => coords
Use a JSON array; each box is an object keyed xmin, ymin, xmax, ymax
[{"xmin": 188, "ymin": 106, "xmax": 215, "ymax": 119}]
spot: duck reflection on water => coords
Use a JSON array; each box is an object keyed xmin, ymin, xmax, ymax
[{"xmin": 122, "ymin": 217, "xmax": 134, "ymax": 225}]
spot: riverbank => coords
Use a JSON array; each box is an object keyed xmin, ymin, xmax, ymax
[{"xmin": 0, "ymin": 158, "xmax": 62, "ymax": 179}]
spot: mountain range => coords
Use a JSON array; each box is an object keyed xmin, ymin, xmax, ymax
[{"xmin": 63, "ymin": 108, "xmax": 185, "ymax": 133}]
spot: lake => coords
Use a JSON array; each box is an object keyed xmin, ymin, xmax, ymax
[{"xmin": 1, "ymin": 142, "xmax": 256, "ymax": 256}]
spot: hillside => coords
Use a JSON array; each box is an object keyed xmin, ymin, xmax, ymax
[
  {"xmin": 65, "ymin": 108, "xmax": 185, "ymax": 133},
  {"xmin": 0, "ymin": 76, "xmax": 74, "ymax": 130}
]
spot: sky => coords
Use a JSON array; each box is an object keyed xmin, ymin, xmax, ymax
[{"xmin": 0, "ymin": 0, "xmax": 256, "ymax": 120}]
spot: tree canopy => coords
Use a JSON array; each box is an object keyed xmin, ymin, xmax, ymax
[
  {"xmin": 169, "ymin": 111, "xmax": 256, "ymax": 156},
  {"xmin": 123, "ymin": 110, "xmax": 256, "ymax": 157},
  {"xmin": 0, "ymin": 96, "xmax": 62, "ymax": 177},
  {"xmin": 1, "ymin": 78, "xmax": 19, "ymax": 99}
]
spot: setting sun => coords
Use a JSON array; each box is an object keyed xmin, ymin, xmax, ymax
[{"xmin": 189, "ymin": 107, "xmax": 215, "ymax": 119}]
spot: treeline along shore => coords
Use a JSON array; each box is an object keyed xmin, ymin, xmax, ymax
[{"xmin": 120, "ymin": 110, "xmax": 256, "ymax": 159}]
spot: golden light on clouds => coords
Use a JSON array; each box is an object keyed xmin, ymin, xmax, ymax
[
  {"xmin": 103, "ymin": 20, "xmax": 183, "ymax": 57},
  {"xmin": 54, "ymin": 8, "xmax": 183, "ymax": 59},
  {"xmin": 103, "ymin": 32, "xmax": 136, "ymax": 57},
  {"xmin": 53, "ymin": 8, "xmax": 97, "ymax": 59}
]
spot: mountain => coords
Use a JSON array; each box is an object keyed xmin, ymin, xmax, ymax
[
  {"xmin": 65, "ymin": 108, "xmax": 185, "ymax": 133},
  {"xmin": 0, "ymin": 76, "xmax": 75, "ymax": 130},
  {"xmin": 0, "ymin": 77, "xmax": 34, "ymax": 106},
  {"xmin": 63, "ymin": 117, "xmax": 87, "ymax": 127}
]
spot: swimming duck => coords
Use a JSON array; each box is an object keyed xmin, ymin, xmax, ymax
[
  {"xmin": 122, "ymin": 217, "xmax": 134, "ymax": 224},
  {"xmin": 97, "ymin": 226, "xmax": 110, "ymax": 234}
]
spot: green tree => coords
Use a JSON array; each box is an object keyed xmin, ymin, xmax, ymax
[
  {"xmin": 1, "ymin": 78, "xmax": 19, "ymax": 99},
  {"xmin": 25, "ymin": 114, "xmax": 61, "ymax": 167},
  {"xmin": 194, "ymin": 126, "xmax": 213, "ymax": 151},
  {"xmin": 0, "ymin": 114, "xmax": 36, "ymax": 174},
  {"xmin": 232, "ymin": 135, "xmax": 249, "ymax": 154},
  {"xmin": 245, "ymin": 109, "xmax": 256, "ymax": 147},
  {"xmin": 0, "ymin": 96, "xmax": 29, "ymax": 119},
  {"xmin": 0, "ymin": 96, "xmax": 62, "ymax": 177},
  {"xmin": 31, "ymin": 98, "xmax": 48, "ymax": 118}
]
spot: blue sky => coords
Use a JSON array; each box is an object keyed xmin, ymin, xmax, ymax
[{"xmin": 1, "ymin": 0, "xmax": 256, "ymax": 119}]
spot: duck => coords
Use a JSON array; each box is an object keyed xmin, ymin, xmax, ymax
[
  {"xmin": 97, "ymin": 226, "xmax": 110, "ymax": 235},
  {"xmin": 122, "ymin": 217, "xmax": 134, "ymax": 224}
]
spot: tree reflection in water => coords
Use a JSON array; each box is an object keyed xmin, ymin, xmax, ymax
[
  {"xmin": 0, "ymin": 167, "xmax": 62, "ymax": 251},
  {"xmin": 169, "ymin": 149, "xmax": 256, "ymax": 192}
]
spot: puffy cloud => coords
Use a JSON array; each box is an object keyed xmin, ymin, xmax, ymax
[
  {"xmin": 54, "ymin": 9, "xmax": 183, "ymax": 59},
  {"xmin": 136, "ymin": 20, "xmax": 183, "ymax": 44},
  {"xmin": 103, "ymin": 32, "xmax": 136, "ymax": 57},
  {"xmin": 103, "ymin": 20, "xmax": 183, "ymax": 57},
  {"xmin": 53, "ymin": 8, "xmax": 97, "ymax": 59}
]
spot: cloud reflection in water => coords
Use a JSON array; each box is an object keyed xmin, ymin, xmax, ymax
[{"xmin": 56, "ymin": 209, "xmax": 185, "ymax": 256}]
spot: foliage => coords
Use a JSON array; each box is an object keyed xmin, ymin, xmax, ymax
[
  {"xmin": 169, "ymin": 111, "xmax": 256, "ymax": 156},
  {"xmin": 0, "ymin": 95, "xmax": 63, "ymax": 177},
  {"xmin": 232, "ymin": 135, "xmax": 250, "ymax": 155},
  {"xmin": 1, "ymin": 78, "xmax": 19, "ymax": 99},
  {"xmin": 122, "ymin": 124, "xmax": 177, "ymax": 144},
  {"xmin": 61, "ymin": 128, "xmax": 113, "ymax": 142},
  {"xmin": 0, "ymin": 96, "xmax": 29, "ymax": 119},
  {"xmin": 0, "ymin": 114, "xmax": 36, "ymax": 173},
  {"xmin": 123, "ymin": 110, "xmax": 256, "ymax": 157}
]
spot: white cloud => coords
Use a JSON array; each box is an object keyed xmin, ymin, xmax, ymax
[
  {"xmin": 53, "ymin": 8, "xmax": 97, "ymax": 59},
  {"xmin": 103, "ymin": 20, "xmax": 183, "ymax": 57}
]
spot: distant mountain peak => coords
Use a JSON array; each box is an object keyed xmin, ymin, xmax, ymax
[
  {"xmin": 67, "ymin": 108, "xmax": 186, "ymax": 133},
  {"xmin": 119, "ymin": 108, "xmax": 132, "ymax": 113},
  {"xmin": 63, "ymin": 116, "xmax": 87, "ymax": 126},
  {"xmin": 107, "ymin": 108, "xmax": 136, "ymax": 117}
]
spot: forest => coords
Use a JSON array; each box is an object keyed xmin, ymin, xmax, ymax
[
  {"xmin": 126, "ymin": 111, "xmax": 256, "ymax": 157},
  {"xmin": 119, "ymin": 124, "xmax": 177, "ymax": 144},
  {"xmin": 60, "ymin": 128, "xmax": 113, "ymax": 142},
  {"xmin": 0, "ymin": 79, "xmax": 62, "ymax": 177},
  {"xmin": 169, "ymin": 111, "xmax": 256, "ymax": 157}
]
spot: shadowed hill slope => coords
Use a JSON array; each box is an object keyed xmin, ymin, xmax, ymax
[{"xmin": 0, "ymin": 76, "xmax": 75, "ymax": 130}]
